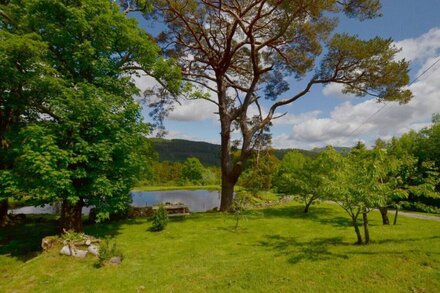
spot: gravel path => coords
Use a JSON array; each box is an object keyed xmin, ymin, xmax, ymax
[
  {"xmin": 324, "ymin": 200, "xmax": 440, "ymax": 222},
  {"xmin": 392, "ymin": 210, "xmax": 440, "ymax": 222}
]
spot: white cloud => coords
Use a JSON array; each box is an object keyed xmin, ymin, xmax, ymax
[
  {"xmin": 395, "ymin": 27, "xmax": 440, "ymax": 62},
  {"xmin": 322, "ymin": 83, "xmax": 356, "ymax": 100},
  {"xmin": 132, "ymin": 73, "xmax": 158, "ymax": 94},
  {"xmin": 168, "ymin": 98, "xmax": 218, "ymax": 122},
  {"xmin": 133, "ymin": 71, "xmax": 219, "ymax": 122},
  {"xmin": 273, "ymin": 110, "xmax": 322, "ymax": 125}
]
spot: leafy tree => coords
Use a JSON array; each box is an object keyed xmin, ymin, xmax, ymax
[
  {"xmin": 274, "ymin": 151, "xmax": 309, "ymax": 194},
  {"xmin": 274, "ymin": 148, "xmax": 341, "ymax": 213},
  {"xmin": 0, "ymin": 27, "xmax": 61, "ymax": 225},
  {"xmin": 240, "ymin": 149, "xmax": 279, "ymax": 197},
  {"xmin": 15, "ymin": 86, "xmax": 154, "ymax": 232},
  {"xmin": 140, "ymin": 0, "xmax": 412, "ymax": 210},
  {"xmin": 386, "ymin": 122, "xmax": 440, "ymax": 218},
  {"xmin": 181, "ymin": 157, "xmax": 205, "ymax": 184},
  {"xmin": 149, "ymin": 161, "xmax": 183, "ymax": 185},
  {"xmin": 328, "ymin": 143, "xmax": 387, "ymax": 244},
  {"xmin": 202, "ymin": 166, "xmax": 221, "ymax": 185},
  {"xmin": 1, "ymin": 0, "xmax": 180, "ymax": 231}
]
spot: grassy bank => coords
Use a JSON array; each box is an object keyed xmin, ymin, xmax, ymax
[{"xmin": 1, "ymin": 202, "xmax": 439, "ymax": 292}]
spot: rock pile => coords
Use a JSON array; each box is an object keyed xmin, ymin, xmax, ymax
[{"xmin": 41, "ymin": 234, "xmax": 101, "ymax": 259}]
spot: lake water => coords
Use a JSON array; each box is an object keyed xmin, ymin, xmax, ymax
[{"xmin": 9, "ymin": 189, "xmax": 221, "ymax": 215}]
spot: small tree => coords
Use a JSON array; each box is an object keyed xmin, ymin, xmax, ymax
[
  {"xmin": 274, "ymin": 148, "xmax": 341, "ymax": 213},
  {"xmin": 150, "ymin": 204, "xmax": 169, "ymax": 232},
  {"xmin": 328, "ymin": 143, "xmax": 385, "ymax": 245}
]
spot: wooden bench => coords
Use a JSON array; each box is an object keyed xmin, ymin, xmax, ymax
[{"xmin": 153, "ymin": 204, "xmax": 190, "ymax": 217}]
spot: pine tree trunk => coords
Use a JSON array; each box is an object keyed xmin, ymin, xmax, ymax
[
  {"xmin": 59, "ymin": 199, "xmax": 83, "ymax": 233},
  {"xmin": 220, "ymin": 176, "xmax": 235, "ymax": 211},
  {"xmin": 362, "ymin": 210, "xmax": 370, "ymax": 244},
  {"xmin": 393, "ymin": 208, "xmax": 399, "ymax": 225},
  {"xmin": 219, "ymin": 111, "xmax": 236, "ymax": 212},
  {"xmin": 353, "ymin": 219, "xmax": 363, "ymax": 245},
  {"xmin": 0, "ymin": 199, "xmax": 8, "ymax": 227},
  {"xmin": 379, "ymin": 206, "xmax": 390, "ymax": 225}
]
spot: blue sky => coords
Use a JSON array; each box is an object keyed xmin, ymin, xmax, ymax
[{"xmin": 134, "ymin": 1, "xmax": 440, "ymax": 149}]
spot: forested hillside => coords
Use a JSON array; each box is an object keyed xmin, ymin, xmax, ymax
[
  {"xmin": 152, "ymin": 139, "xmax": 222, "ymax": 166},
  {"xmin": 152, "ymin": 138, "xmax": 323, "ymax": 166}
]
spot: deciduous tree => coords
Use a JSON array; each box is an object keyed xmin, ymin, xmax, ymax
[{"xmin": 1, "ymin": 0, "xmax": 180, "ymax": 231}]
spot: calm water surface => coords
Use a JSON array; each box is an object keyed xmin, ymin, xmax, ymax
[{"xmin": 10, "ymin": 190, "xmax": 220, "ymax": 215}]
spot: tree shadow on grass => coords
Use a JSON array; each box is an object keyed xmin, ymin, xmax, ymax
[
  {"xmin": 260, "ymin": 205, "xmax": 354, "ymax": 228},
  {"xmin": 0, "ymin": 216, "xmax": 133, "ymax": 262},
  {"xmin": 0, "ymin": 219, "xmax": 57, "ymax": 262},
  {"xmin": 258, "ymin": 234, "xmax": 350, "ymax": 264},
  {"xmin": 259, "ymin": 233, "xmax": 440, "ymax": 265},
  {"xmin": 83, "ymin": 218, "xmax": 136, "ymax": 239}
]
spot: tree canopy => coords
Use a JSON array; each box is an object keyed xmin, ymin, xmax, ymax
[{"xmin": 0, "ymin": 0, "xmax": 181, "ymax": 230}]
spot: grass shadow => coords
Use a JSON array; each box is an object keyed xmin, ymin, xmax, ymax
[
  {"xmin": 84, "ymin": 218, "xmax": 143, "ymax": 239},
  {"xmin": 318, "ymin": 216, "xmax": 353, "ymax": 228},
  {"xmin": 260, "ymin": 205, "xmax": 354, "ymax": 228},
  {"xmin": 0, "ymin": 215, "xmax": 132, "ymax": 262},
  {"xmin": 258, "ymin": 234, "xmax": 350, "ymax": 264},
  {"xmin": 217, "ymin": 226, "xmax": 250, "ymax": 233},
  {"xmin": 373, "ymin": 235, "xmax": 440, "ymax": 245},
  {"xmin": 0, "ymin": 219, "xmax": 57, "ymax": 262}
]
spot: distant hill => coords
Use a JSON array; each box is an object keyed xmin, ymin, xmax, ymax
[
  {"xmin": 152, "ymin": 138, "xmax": 347, "ymax": 166},
  {"xmin": 151, "ymin": 138, "xmax": 221, "ymax": 166},
  {"xmin": 311, "ymin": 146, "xmax": 351, "ymax": 154}
]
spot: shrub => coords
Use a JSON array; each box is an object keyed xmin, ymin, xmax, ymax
[
  {"xmin": 97, "ymin": 238, "xmax": 124, "ymax": 267},
  {"xmin": 61, "ymin": 230, "xmax": 85, "ymax": 243},
  {"xmin": 150, "ymin": 204, "xmax": 169, "ymax": 232}
]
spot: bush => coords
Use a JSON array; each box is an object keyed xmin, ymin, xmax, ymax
[
  {"xmin": 61, "ymin": 230, "xmax": 85, "ymax": 243},
  {"xmin": 97, "ymin": 238, "xmax": 124, "ymax": 267},
  {"xmin": 150, "ymin": 204, "xmax": 169, "ymax": 232}
]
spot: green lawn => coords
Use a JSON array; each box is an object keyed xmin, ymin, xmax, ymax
[{"xmin": 1, "ymin": 202, "xmax": 439, "ymax": 292}]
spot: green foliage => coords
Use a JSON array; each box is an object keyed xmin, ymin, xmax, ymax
[
  {"xmin": 150, "ymin": 204, "xmax": 169, "ymax": 232},
  {"xmin": 61, "ymin": 230, "xmax": 85, "ymax": 243},
  {"xmin": 240, "ymin": 150, "xmax": 280, "ymax": 196},
  {"xmin": 0, "ymin": 0, "xmax": 181, "ymax": 228},
  {"xmin": 97, "ymin": 238, "xmax": 124, "ymax": 268},
  {"xmin": 273, "ymin": 151, "xmax": 309, "ymax": 194},
  {"xmin": 152, "ymin": 138, "xmax": 221, "ymax": 166},
  {"xmin": 320, "ymin": 34, "xmax": 412, "ymax": 103},
  {"xmin": 273, "ymin": 148, "xmax": 341, "ymax": 212},
  {"xmin": 384, "ymin": 120, "xmax": 440, "ymax": 212},
  {"xmin": 181, "ymin": 157, "xmax": 205, "ymax": 184}
]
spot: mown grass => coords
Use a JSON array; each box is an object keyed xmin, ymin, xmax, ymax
[{"xmin": 1, "ymin": 202, "xmax": 439, "ymax": 292}]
